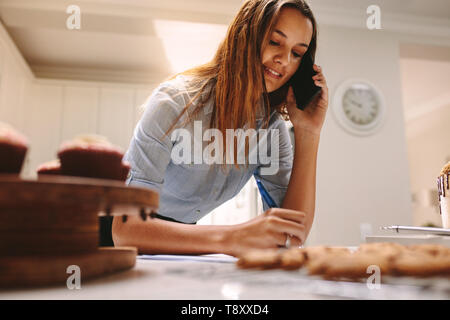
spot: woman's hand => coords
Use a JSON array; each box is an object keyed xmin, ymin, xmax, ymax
[
  {"xmin": 223, "ymin": 208, "xmax": 306, "ymax": 257},
  {"xmin": 286, "ymin": 64, "xmax": 329, "ymax": 135}
]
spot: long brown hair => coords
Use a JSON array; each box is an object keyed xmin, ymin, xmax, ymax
[{"xmin": 164, "ymin": 0, "xmax": 318, "ymax": 167}]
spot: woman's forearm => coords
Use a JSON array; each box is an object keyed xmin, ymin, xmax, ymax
[
  {"xmin": 112, "ymin": 215, "xmax": 233, "ymax": 255},
  {"xmin": 281, "ymin": 128, "xmax": 320, "ymax": 237}
]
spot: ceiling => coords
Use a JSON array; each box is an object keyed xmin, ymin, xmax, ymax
[
  {"xmin": 0, "ymin": 0, "xmax": 449, "ymax": 84},
  {"xmin": 0, "ymin": 0, "xmax": 243, "ymax": 82},
  {"xmin": 309, "ymin": 0, "xmax": 450, "ymax": 20}
]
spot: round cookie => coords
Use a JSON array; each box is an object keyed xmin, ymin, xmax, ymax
[
  {"xmin": 236, "ymin": 249, "xmax": 282, "ymax": 270},
  {"xmin": 279, "ymin": 248, "xmax": 307, "ymax": 270},
  {"xmin": 391, "ymin": 250, "xmax": 450, "ymax": 277}
]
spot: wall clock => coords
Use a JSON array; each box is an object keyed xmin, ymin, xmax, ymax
[{"xmin": 332, "ymin": 79, "xmax": 386, "ymax": 136}]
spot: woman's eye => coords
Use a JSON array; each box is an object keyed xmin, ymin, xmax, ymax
[
  {"xmin": 269, "ymin": 40, "xmax": 279, "ymax": 46},
  {"xmin": 292, "ymin": 52, "xmax": 302, "ymax": 58}
]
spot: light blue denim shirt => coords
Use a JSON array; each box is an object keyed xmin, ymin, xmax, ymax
[{"xmin": 124, "ymin": 75, "xmax": 293, "ymax": 223}]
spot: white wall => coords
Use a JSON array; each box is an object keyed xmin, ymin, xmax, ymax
[
  {"xmin": 306, "ymin": 25, "xmax": 414, "ymax": 246},
  {"xmin": 400, "ymin": 56, "xmax": 450, "ymax": 228},
  {"xmin": 405, "ymin": 102, "xmax": 450, "ymax": 227}
]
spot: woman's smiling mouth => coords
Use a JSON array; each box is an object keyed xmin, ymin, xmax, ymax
[{"xmin": 264, "ymin": 65, "xmax": 283, "ymax": 79}]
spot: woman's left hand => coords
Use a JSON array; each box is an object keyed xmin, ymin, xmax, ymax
[{"xmin": 285, "ymin": 64, "xmax": 329, "ymax": 135}]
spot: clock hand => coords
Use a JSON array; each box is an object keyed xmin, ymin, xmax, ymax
[{"xmin": 350, "ymin": 99, "xmax": 362, "ymax": 108}]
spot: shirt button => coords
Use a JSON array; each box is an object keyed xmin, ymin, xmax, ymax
[{"xmin": 196, "ymin": 209, "xmax": 201, "ymax": 214}]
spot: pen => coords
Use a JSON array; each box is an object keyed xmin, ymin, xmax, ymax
[
  {"xmin": 256, "ymin": 179, "xmax": 305, "ymax": 248},
  {"xmin": 381, "ymin": 225, "xmax": 450, "ymax": 236},
  {"xmin": 255, "ymin": 178, "xmax": 278, "ymax": 208}
]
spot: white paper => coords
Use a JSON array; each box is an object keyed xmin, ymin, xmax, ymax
[{"xmin": 138, "ymin": 253, "xmax": 238, "ymax": 263}]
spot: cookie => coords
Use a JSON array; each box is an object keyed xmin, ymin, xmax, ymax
[
  {"xmin": 309, "ymin": 251, "xmax": 394, "ymax": 280},
  {"xmin": 303, "ymin": 246, "xmax": 350, "ymax": 260},
  {"xmin": 303, "ymin": 246, "xmax": 353, "ymax": 277},
  {"xmin": 279, "ymin": 248, "xmax": 306, "ymax": 270},
  {"xmin": 234, "ymin": 243, "xmax": 450, "ymax": 279},
  {"xmin": 392, "ymin": 251, "xmax": 450, "ymax": 277},
  {"xmin": 236, "ymin": 249, "xmax": 282, "ymax": 270},
  {"xmin": 408, "ymin": 244, "xmax": 450, "ymax": 257},
  {"xmin": 358, "ymin": 242, "xmax": 405, "ymax": 255}
]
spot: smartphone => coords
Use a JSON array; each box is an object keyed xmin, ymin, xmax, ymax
[{"xmin": 289, "ymin": 53, "xmax": 321, "ymax": 110}]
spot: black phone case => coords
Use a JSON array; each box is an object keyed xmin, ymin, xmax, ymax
[{"xmin": 289, "ymin": 53, "xmax": 322, "ymax": 110}]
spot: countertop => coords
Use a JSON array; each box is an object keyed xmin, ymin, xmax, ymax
[{"xmin": 0, "ymin": 254, "xmax": 449, "ymax": 300}]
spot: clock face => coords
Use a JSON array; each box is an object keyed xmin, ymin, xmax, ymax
[
  {"xmin": 342, "ymin": 84, "xmax": 379, "ymax": 125},
  {"xmin": 332, "ymin": 79, "xmax": 385, "ymax": 136}
]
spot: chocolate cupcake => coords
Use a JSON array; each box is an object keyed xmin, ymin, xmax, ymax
[
  {"xmin": 57, "ymin": 134, "xmax": 129, "ymax": 181},
  {"xmin": 0, "ymin": 122, "xmax": 29, "ymax": 174},
  {"xmin": 57, "ymin": 135, "xmax": 131, "ymax": 247},
  {"xmin": 36, "ymin": 159, "xmax": 62, "ymax": 176}
]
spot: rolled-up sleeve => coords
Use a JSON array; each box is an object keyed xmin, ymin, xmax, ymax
[
  {"xmin": 124, "ymin": 84, "xmax": 186, "ymax": 192},
  {"xmin": 253, "ymin": 116, "xmax": 293, "ymax": 211}
]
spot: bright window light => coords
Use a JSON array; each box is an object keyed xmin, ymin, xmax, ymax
[{"xmin": 153, "ymin": 19, "xmax": 228, "ymax": 73}]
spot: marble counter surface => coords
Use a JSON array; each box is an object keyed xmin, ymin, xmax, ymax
[{"xmin": 1, "ymin": 254, "xmax": 449, "ymax": 300}]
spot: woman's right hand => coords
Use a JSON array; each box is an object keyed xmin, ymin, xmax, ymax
[{"xmin": 223, "ymin": 208, "xmax": 306, "ymax": 257}]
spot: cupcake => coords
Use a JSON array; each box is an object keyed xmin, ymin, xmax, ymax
[
  {"xmin": 36, "ymin": 159, "xmax": 62, "ymax": 176},
  {"xmin": 57, "ymin": 134, "xmax": 129, "ymax": 181},
  {"xmin": 437, "ymin": 161, "xmax": 450, "ymax": 228},
  {"xmin": 0, "ymin": 122, "xmax": 29, "ymax": 174},
  {"xmin": 57, "ymin": 134, "xmax": 131, "ymax": 247}
]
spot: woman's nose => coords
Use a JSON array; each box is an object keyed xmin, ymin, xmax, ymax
[{"xmin": 274, "ymin": 51, "xmax": 291, "ymax": 65}]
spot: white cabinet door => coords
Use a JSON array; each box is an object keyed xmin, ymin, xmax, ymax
[
  {"xmin": 23, "ymin": 84, "xmax": 63, "ymax": 178},
  {"xmin": 0, "ymin": 53, "xmax": 26, "ymax": 129},
  {"xmin": 60, "ymin": 86, "xmax": 99, "ymax": 142},
  {"xmin": 97, "ymin": 88, "xmax": 134, "ymax": 151}
]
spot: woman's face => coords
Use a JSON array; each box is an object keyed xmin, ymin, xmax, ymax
[{"xmin": 262, "ymin": 7, "xmax": 313, "ymax": 93}]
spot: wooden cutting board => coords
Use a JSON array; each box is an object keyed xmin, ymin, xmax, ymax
[
  {"xmin": 0, "ymin": 174, "xmax": 158, "ymax": 256},
  {"xmin": 0, "ymin": 247, "xmax": 137, "ymax": 287},
  {"xmin": 0, "ymin": 174, "xmax": 159, "ymax": 215},
  {"xmin": 0, "ymin": 174, "xmax": 158, "ymax": 286}
]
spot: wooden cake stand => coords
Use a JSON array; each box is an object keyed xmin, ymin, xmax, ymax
[{"xmin": 0, "ymin": 174, "xmax": 159, "ymax": 287}]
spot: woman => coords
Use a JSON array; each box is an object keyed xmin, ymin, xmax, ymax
[{"xmin": 112, "ymin": 0, "xmax": 328, "ymax": 257}]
